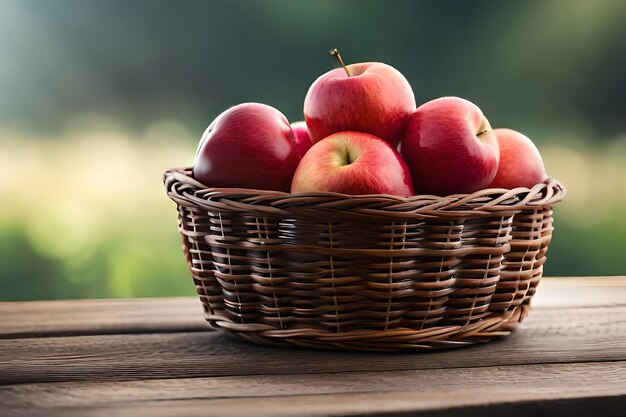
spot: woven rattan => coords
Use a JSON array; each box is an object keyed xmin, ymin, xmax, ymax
[{"xmin": 164, "ymin": 168, "xmax": 565, "ymax": 351}]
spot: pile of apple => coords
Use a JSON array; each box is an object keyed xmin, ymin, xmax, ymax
[{"xmin": 194, "ymin": 50, "xmax": 546, "ymax": 197}]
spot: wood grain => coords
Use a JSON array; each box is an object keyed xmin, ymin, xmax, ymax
[
  {"xmin": 5, "ymin": 397, "xmax": 624, "ymax": 417},
  {"xmin": 1, "ymin": 277, "xmax": 624, "ymax": 339},
  {"xmin": 1, "ymin": 362, "xmax": 624, "ymax": 416},
  {"xmin": 532, "ymin": 276, "xmax": 626, "ymax": 309},
  {"xmin": 0, "ymin": 297, "xmax": 207, "ymax": 339},
  {"xmin": 1, "ymin": 305, "xmax": 624, "ymax": 385},
  {"xmin": 1, "ymin": 277, "xmax": 625, "ymax": 416}
]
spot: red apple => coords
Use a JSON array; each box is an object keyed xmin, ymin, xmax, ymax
[
  {"xmin": 291, "ymin": 131, "xmax": 414, "ymax": 197},
  {"xmin": 290, "ymin": 121, "xmax": 313, "ymax": 158},
  {"xmin": 488, "ymin": 128, "xmax": 546, "ymax": 189},
  {"xmin": 193, "ymin": 102, "xmax": 299, "ymax": 192},
  {"xmin": 304, "ymin": 51, "xmax": 415, "ymax": 149},
  {"xmin": 400, "ymin": 97, "xmax": 499, "ymax": 196}
]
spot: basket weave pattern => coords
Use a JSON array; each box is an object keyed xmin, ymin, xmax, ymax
[{"xmin": 165, "ymin": 168, "xmax": 565, "ymax": 351}]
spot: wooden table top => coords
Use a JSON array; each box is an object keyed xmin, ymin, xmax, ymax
[{"xmin": 1, "ymin": 276, "xmax": 625, "ymax": 416}]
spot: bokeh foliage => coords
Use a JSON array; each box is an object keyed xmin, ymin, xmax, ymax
[{"xmin": 1, "ymin": 0, "xmax": 624, "ymax": 300}]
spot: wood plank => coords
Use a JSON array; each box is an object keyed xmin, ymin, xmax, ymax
[
  {"xmin": 1, "ymin": 362, "xmax": 624, "ymax": 416},
  {"xmin": 1, "ymin": 305, "xmax": 624, "ymax": 385},
  {"xmin": 532, "ymin": 276, "xmax": 626, "ymax": 309},
  {"xmin": 7, "ymin": 396, "xmax": 624, "ymax": 417},
  {"xmin": 0, "ymin": 298, "xmax": 207, "ymax": 339},
  {"xmin": 1, "ymin": 277, "xmax": 624, "ymax": 339}
]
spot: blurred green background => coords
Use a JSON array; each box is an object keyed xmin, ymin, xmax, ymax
[{"xmin": 1, "ymin": 0, "xmax": 625, "ymax": 301}]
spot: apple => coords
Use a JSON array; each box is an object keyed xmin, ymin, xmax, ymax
[
  {"xmin": 303, "ymin": 49, "xmax": 416, "ymax": 149},
  {"xmin": 290, "ymin": 121, "xmax": 313, "ymax": 158},
  {"xmin": 193, "ymin": 102, "xmax": 299, "ymax": 192},
  {"xmin": 291, "ymin": 131, "xmax": 414, "ymax": 197},
  {"xmin": 400, "ymin": 97, "xmax": 499, "ymax": 196},
  {"xmin": 488, "ymin": 128, "xmax": 546, "ymax": 189}
]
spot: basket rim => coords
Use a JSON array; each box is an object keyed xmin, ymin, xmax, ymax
[{"xmin": 164, "ymin": 167, "xmax": 565, "ymax": 217}]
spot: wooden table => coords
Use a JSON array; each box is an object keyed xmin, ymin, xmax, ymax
[{"xmin": 1, "ymin": 277, "xmax": 625, "ymax": 416}]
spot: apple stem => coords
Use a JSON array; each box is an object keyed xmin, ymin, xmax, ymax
[{"xmin": 330, "ymin": 48, "xmax": 351, "ymax": 77}]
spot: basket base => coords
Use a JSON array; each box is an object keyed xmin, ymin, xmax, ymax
[{"xmin": 204, "ymin": 304, "xmax": 529, "ymax": 352}]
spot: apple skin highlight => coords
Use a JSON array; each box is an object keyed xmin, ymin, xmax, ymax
[
  {"xmin": 304, "ymin": 62, "xmax": 416, "ymax": 150},
  {"xmin": 291, "ymin": 131, "xmax": 415, "ymax": 197},
  {"xmin": 401, "ymin": 97, "xmax": 500, "ymax": 196},
  {"xmin": 290, "ymin": 121, "xmax": 314, "ymax": 159}
]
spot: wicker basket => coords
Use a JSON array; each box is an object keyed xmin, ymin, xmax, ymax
[{"xmin": 164, "ymin": 168, "xmax": 565, "ymax": 351}]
